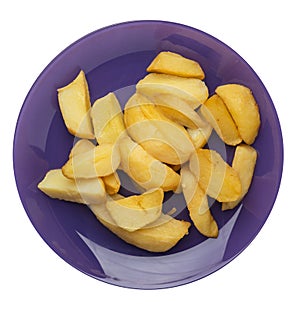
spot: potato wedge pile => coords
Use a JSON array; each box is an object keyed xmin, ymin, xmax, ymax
[{"xmin": 38, "ymin": 51, "xmax": 260, "ymax": 252}]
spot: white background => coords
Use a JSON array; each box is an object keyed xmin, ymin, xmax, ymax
[{"xmin": 1, "ymin": 0, "xmax": 299, "ymax": 310}]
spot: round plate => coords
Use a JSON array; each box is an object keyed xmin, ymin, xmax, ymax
[{"xmin": 13, "ymin": 20, "xmax": 283, "ymax": 289}]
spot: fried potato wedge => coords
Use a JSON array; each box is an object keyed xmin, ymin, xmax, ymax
[
  {"xmin": 69, "ymin": 139, "xmax": 95, "ymax": 158},
  {"xmin": 89, "ymin": 203, "xmax": 190, "ymax": 252},
  {"xmin": 138, "ymin": 104, "xmax": 196, "ymax": 159},
  {"xmin": 102, "ymin": 173, "xmax": 121, "ymax": 195},
  {"xmin": 62, "ymin": 143, "xmax": 120, "ymax": 178},
  {"xmin": 136, "ymin": 73, "xmax": 208, "ymax": 109},
  {"xmin": 57, "ymin": 70, "xmax": 94, "ymax": 139},
  {"xmin": 38, "ymin": 169, "xmax": 106, "ymax": 204},
  {"xmin": 91, "ymin": 92, "xmax": 126, "ymax": 144},
  {"xmin": 124, "ymin": 96, "xmax": 180, "ymax": 165},
  {"xmin": 187, "ymin": 119, "xmax": 213, "ymax": 149},
  {"xmin": 201, "ymin": 94, "xmax": 242, "ymax": 146},
  {"xmin": 215, "ymin": 84, "xmax": 260, "ymax": 145},
  {"xmin": 68, "ymin": 138, "xmax": 120, "ymax": 194},
  {"xmin": 124, "ymin": 94, "xmax": 194, "ymax": 164},
  {"xmin": 181, "ymin": 166, "xmax": 218, "ymax": 237},
  {"xmin": 106, "ymin": 188, "xmax": 163, "ymax": 232},
  {"xmin": 153, "ymin": 94, "xmax": 208, "ymax": 129},
  {"xmin": 222, "ymin": 144, "xmax": 257, "ymax": 210},
  {"xmin": 118, "ymin": 136, "xmax": 180, "ymax": 192},
  {"xmin": 189, "ymin": 149, "xmax": 242, "ymax": 202},
  {"xmin": 147, "ymin": 51, "xmax": 205, "ymax": 79}
]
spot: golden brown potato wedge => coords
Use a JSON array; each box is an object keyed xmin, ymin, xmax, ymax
[
  {"xmin": 222, "ymin": 144, "xmax": 257, "ymax": 210},
  {"xmin": 106, "ymin": 188, "xmax": 163, "ymax": 232},
  {"xmin": 38, "ymin": 169, "xmax": 106, "ymax": 204},
  {"xmin": 189, "ymin": 149, "xmax": 242, "ymax": 202},
  {"xmin": 215, "ymin": 84, "xmax": 260, "ymax": 145},
  {"xmin": 62, "ymin": 143, "xmax": 120, "ymax": 179},
  {"xmin": 181, "ymin": 166, "xmax": 218, "ymax": 237},
  {"xmin": 69, "ymin": 139, "xmax": 95, "ymax": 158},
  {"xmin": 102, "ymin": 173, "xmax": 121, "ymax": 195},
  {"xmin": 157, "ymin": 105, "xmax": 201, "ymax": 129},
  {"xmin": 91, "ymin": 92, "xmax": 126, "ymax": 144},
  {"xmin": 89, "ymin": 203, "xmax": 190, "ymax": 252},
  {"xmin": 124, "ymin": 94, "xmax": 182, "ymax": 165},
  {"xmin": 153, "ymin": 94, "xmax": 208, "ymax": 129},
  {"xmin": 57, "ymin": 70, "xmax": 94, "ymax": 139},
  {"xmin": 118, "ymin": 136, "xmax": 180, "ymax": 192},
  {"xmin": 136, "ymin": 73, "xmax": 208, "ymax": 109},
  {"xmin": 201, "ymin": 94, "xmax": 242, "ymax": 146},
  {"xmin": 68, "ymin": 139, "xmax": 120, "ymax": 194},
  {"xmin": 147, "ymin": 51, "xmax": 205, "ymax": 79},
  {"xmin": 187, "ymin": 118, "xmax": 213, "ymax": 149},
  {"xmin": 110, "ymin": 193, "xmax": 174, "ymax": 225},
  {"xmin": 124, "ymin": 94, "xmax": 195, "ymax": 164}
]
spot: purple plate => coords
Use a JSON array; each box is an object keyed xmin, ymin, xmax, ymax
[{"xmin": 13, "ymin": 21, "xmax": 283, "ymax": 289}]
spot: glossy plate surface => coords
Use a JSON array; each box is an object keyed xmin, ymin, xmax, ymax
[{"xmin": 13, "ymin": 20, "xmax": 283, "ymax": 289}]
